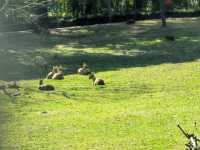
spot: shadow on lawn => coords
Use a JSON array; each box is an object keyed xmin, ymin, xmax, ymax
[{"xmin": 1, "ymin": 21, "xmax": 200, "ymax": 81}]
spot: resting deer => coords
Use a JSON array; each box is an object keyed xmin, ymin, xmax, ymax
[
  {"xmin": 38, "ymin": 80, "xmax": 55, "ymax": 91},
  {"xmin": 47, "ymin": 66, "xmax": 64, "ymax": 80},
  {"xmin": 47, "ymin": 66, "xmax": 58, "ymax": 79},
  {"xmin": 89, "ymin": 73, "xmax": 105, "ymax": 86},
  {"xmin": 52, "ymin": 66, "xmax": 64, "ymax": 80},
  {"xmin": 77, "ymin": 62, "xmax": 91, "ymax": 75}
]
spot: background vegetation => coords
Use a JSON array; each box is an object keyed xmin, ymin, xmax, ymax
[{"xmin": 1, "ymin": 0, "xmax": 200, "ymax": 31}]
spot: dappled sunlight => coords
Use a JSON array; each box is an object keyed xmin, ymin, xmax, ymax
[
  {"xmin": 1, "ymin": 17, "xmax": 200, "ymax": 150},
  {"xmin": 3, "ymin": 0, "xmax": 200, "ymax": 148},
  {"xmin": 1, "ymin": 18, "xmax": 200, "ymax": 80},
  {"xmin": 167, "ymin": 17, "xmax": 200, "ymax": 24},
  {"xmin": 136, "ymin": 39, "xmax": 163, "ymax": 46},
  {"xmin": 136, "ymin": 19, "xmax": 161, "ymax": 27},
  {"xmin": 51, "ymin": 27, "xmax": 94, "ymax": 36},
  {"xmin": 190, "ymin": 39, "xmax": 200, "ymax": 42},
  {"xmin": 55, "ymin": 44, "xmax": 66, "ymax": 49}
]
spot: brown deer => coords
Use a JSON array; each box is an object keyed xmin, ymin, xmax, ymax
[{"xmin": 89, "ymin": 73, "xmax": 105, "ymax": 86}]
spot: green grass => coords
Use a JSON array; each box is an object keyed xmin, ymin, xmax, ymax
[{"xmin": 1, "ymin": 18, "xmax": 200, "ymax": 149}]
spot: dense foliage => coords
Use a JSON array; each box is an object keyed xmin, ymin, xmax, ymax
[
  {"xmin": 1, "ymin": 0, "xmax": 200, "ymax": 30},
  {"xmin": 50, "ymin": 0, "xmax": 200, "ymax": 17},
  {"xmin": 2, "ymin": 0, "xmax": 200, "ymax": 18}
]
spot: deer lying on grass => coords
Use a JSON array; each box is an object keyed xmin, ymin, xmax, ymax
[
  {"xmin": 89, "ymin": 73, "xmax": 105, "ymax": 86},
  {"xmin": 47, "ymin": 66, "xmax": 57, "ymax": 79},
  {"xmin": 52, "ymin": 66, "xmax": 64, "ymax": 80},
  {"xmin": 47, "ymin": 66, "xmax": 64, "ymax": 80},
  {"xmin": 77, "ymin": 63, "xmax": 91, "ymax": 75},
  {"xmin": 38, "ymin": 80, "xmax": 55, "ymax": 91}
]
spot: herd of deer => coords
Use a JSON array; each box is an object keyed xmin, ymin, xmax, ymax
[
  {"xmin": 1, "ymin": 34, "xmax": 176, "ymax": 95},
  {"xmin": 39, "ymin": 62, "xmax": 105, "ymax": 91},
  {"xmin": 0, "ymin": 62, "xmax": 105, "ymax": 96}
]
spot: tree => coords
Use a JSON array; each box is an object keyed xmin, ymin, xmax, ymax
[
  {"xmin": 159, "ymin": 0, "xmax": 167, "ymax": 27},
  {"xmin": 134, "ymin": 0, "xmax": 144, "ymax": 12},
  {"xmin": 106, "ymin": 0, "xmax": 112, "ymax": 22},
  {"xmin": 0, "ymin": 0, "xmax": 9, "ymax": 13},
  {"xmin": 0, "ymin": 0, "xmax": 52, "ymax": 32}
]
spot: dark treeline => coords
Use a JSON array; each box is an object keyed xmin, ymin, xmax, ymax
[
  {"xmin": 49, "ymin": 0, "xmax": 200, "ymax": 17},
  {"xmin": 1, "ymin": 0, "xmax": 200, "ymax": 31}
]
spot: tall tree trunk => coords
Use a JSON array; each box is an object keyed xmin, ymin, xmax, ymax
[
  {"xmin": 106, "ymin": 0, "xmax": 112, "ymax": 22},
  {"xmin": 134, "ymin": 0, "xmax": 145, "ymax": 11},
  {"xmin": 152, "ymin": 0, "xmax": 160, "ymax": 12},
  {"xmin": 159, "ymin": 0, "xmax": 167, "ymax": 27}
]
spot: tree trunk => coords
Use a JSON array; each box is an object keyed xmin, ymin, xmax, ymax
[
  {"xmin": 159, "ymin": 0, "xmax": 167, "ymax": 27},
  {"xmin": 133, "ymin": 0, "xmax": 143, "ymax": 11},
  {"xmin": 152, "ymin": 0, "xmax": 160, "ymax": 12},
  {"xmin": 106, "ymin": 0, "xmax": 112, "ymax": 22}
]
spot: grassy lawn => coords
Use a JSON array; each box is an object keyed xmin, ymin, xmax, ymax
[{"xmin": 1, "ymin": 18, "xmax": 200, "ymax": 149}]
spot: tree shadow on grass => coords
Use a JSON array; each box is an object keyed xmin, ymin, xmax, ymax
[
  {"xmin": 1, "ymin": 20, "xmax": 200, "ymax": 81},
  {"xmin": 47, "ymin": 43, "xmax": 200, "ymax": 73}
]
